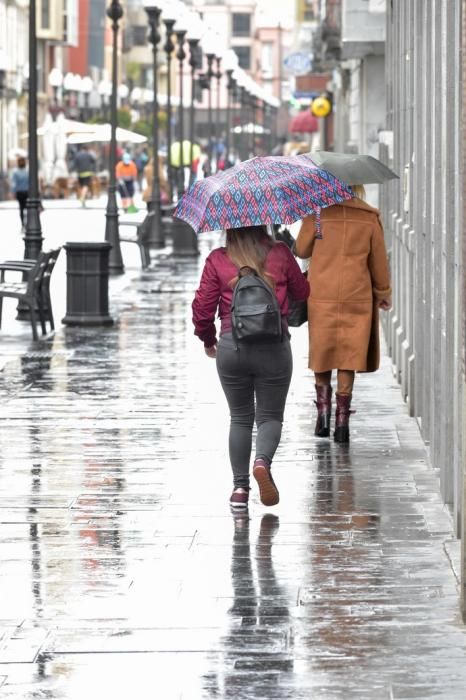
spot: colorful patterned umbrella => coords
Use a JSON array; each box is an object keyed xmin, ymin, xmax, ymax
[{"xmin": 173, "ymin": 155, "xmax": 354, "ymax": 233}]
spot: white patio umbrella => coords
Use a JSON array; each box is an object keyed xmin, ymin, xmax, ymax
[
  {"xmin": 36, "ymin": 118, "xmax": 97, "ymax": 137},
  {"xmin": 41, "ymin": 114, "xmax": 55, "ymax": 186},
  {"xmin": 52, "ymin": 113, "xmax": 69, "ymax": 180},
  {"xmin": 67, "ymin": 124, "xmax": 147, "ymax": 144}
]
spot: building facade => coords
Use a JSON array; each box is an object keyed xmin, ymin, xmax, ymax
[
  {"xmin": 308, "ymin": 0, "xmax": 466, "ymax": 617},
  {"xmin": 0, "ymin": 0, "xmax": 29, "ymax": 198},
  {"xmin": 382, "ymin": 0, "xmax": 464, "ymax": 616}
]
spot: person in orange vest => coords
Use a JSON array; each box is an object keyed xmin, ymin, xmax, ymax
[{"xmin": 116, "ymin": 152, "xmax": 138, "ymax": 211}]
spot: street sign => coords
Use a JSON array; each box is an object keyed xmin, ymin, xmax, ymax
[
  {"xmin": 293, "ymin": 91, "xmax": 320, "ymax": 100},
  {"xmin": 283, "ymin": 52, "xmax": 312, "ymax": 75}
]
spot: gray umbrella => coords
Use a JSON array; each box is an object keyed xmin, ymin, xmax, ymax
[{"xmin": 302, "ymin": 151, "xmax": 399, "ymax": 184}]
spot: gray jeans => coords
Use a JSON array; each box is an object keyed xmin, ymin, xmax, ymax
[{"xmin": 216, "ymin": 333, "xmax": 293, "ymax": 488}]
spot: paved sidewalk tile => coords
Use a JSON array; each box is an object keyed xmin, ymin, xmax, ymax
[{"xmin": 0, "ymin": 235, "xmax": 465, "ymax": 699}]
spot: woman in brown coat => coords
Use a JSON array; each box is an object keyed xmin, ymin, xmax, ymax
[
  {"xmin": 295, "ymin": 187, "xmax": 391, "ymax": 442},
  {"xmin": 142, "ymin": 157, "xmax": 169, "ymax": 207}
]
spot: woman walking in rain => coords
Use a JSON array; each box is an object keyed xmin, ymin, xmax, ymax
[
  {"xmin": 295, "ymin": 185, "xmax": 391, "ymax": 443},
  {"xmin": 192, "ymin": 226, "xmax": 310, "ymax": 509},
  {"xmin": 10, "ymin": 156, "xmax": 29, "ymax": 228}
]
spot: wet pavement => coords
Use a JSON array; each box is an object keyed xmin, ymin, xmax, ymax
[{"xmin": 0, "ymin": 223, "xmax": 466, "ymax": 699}]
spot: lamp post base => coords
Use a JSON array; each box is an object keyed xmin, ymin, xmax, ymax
[
  {"xmin": 105, "ymin": 185, "xmax": 124, "ymax": 275},
  {"xmin": 148, "ymin": 214, "xmax": 165, "ymax": 249},
  {"xmin": 17, "ymin": 198, "xmax": 44, "ymax": 320},
  {"xmin": 147, "ymin": 199, "xmax": 165, "ymax": 249}
]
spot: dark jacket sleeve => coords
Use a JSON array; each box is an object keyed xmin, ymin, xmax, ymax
[
  {"xmin": 192, "ymin": 254, "xmax": 221, "ymax": 347},
  {"xmin": 283, "ymin": 244, "xmax": 310, "ymax": 301}
]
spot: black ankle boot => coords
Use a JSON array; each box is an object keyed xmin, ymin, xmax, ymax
[
  {"xmin": 314, "ymin": 384, "xmax": 332, "ymax": 437},
  {"xmin": 334, "ymin": 393, "xmax": 354, "ymax": 443}
]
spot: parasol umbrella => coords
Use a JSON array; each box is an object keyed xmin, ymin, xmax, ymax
[
  {"xmin": 41, "ymin": 114, "xmax": 55, "ymax": 186},
  {"xmin": 36, "ymin": 118, "xmax": 98, "ymax": 136},
  {"xmin": 52, "ymin": 113, "xmax": 69, "ymax": 180},
  {"xmin": 289, "ymin": 111, "xmax": 319, "ymax": 134},
  {"xmin": 170, "ymin": 140, "xmax": 201, "ymax": 167},
  {"xmin": 304, "ymin": 151, "xmax": 399, "ymax": 184},
  {"xmin": 67, "ymin": 125, "xmax": 147, "ymax": 144},
  {"xmin": 173, "ymin": 155, "xmax": 353, "ymax": 233}
]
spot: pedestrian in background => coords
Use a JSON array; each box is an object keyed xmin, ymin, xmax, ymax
[
  {"xmin": 10, "ymin": 156, "xmax": 29, "ymax": 228},
  {"xmin": 135, "ymin": 148, "xmax": 149, "ymax": 191},
  {"xmin": 116, "ymin": 152, "xmax": 138, "ymax": 212},
  {"xmin": 295, "ymin": 186, "xmax": 391, "ymax": 443},
  {"xmin": 192, "ymin": 225, "xmax": 310, "ymax": 509},
  {"xmin": 73, "ymin": 145, "xmax": 96, "ymax": 207},
  {"xmin": 142, "ymin": 156, "xmax": 169, "ymax": 209}
]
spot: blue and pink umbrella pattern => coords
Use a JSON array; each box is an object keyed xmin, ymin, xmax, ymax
[{"xmin": 173, "ymin": 155, "xmax": 354, "ymax": 233}]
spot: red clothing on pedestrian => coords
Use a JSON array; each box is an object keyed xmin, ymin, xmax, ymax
[{"xmin": 192, "ymin": 242, "xmax": 310, "ymax": 347}]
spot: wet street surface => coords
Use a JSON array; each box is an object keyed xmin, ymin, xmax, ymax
[{"xmin": 1, "ymin": 232, "xmax": 466, "ymax": 699}]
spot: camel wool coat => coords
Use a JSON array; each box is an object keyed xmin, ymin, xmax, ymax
[{"xmin": 295, "ymin": 198, "xmax": 391, "ymax": 373}]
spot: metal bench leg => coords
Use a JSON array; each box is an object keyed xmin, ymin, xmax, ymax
[
  {"xmin": 38, "ymin": 301, "xmax": 47, "ymax": 335},
  {"xmin": 140, "ymin": 244, "xmax": 150, "ymax": 269},
  {"xmin": 29, "ymin": 304, "xmax": 39, "ymax": 341},
  {"xmin": 47, "ymin": 294, "xmax": 55, "ymax": 331},
  {"xmin": 43, "ymin": 288, "xmax": 54, "ymax": 331}
]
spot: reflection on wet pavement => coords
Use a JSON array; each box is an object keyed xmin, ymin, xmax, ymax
[{"xmin": 0, "ymin": 238, "xmax": 465, "ymax": 699}]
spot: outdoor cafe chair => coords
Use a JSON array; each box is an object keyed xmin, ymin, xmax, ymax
[
  {"xmin": 6, "ymin": 248, "xmax": 62, "ymax": 331},
  {"xmin": 119, "ymin": 215, "xmax": 151, "ymax": 269},
  {"xmin": 0, "ymin": 248, "xmax": 61, "ymax": 340}
]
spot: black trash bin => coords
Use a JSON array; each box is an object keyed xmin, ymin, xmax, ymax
[
  {"xmin": 62, "ymin": 242, "xmax": 114, "ymax": 326},
  {"xmin": 171, "ymin": 218, "xmax": 199, "ymax": 257}
]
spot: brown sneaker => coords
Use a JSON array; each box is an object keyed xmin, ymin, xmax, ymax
[
  {"xmin": 229, "ymin": 488, "xmax": 249, "ymax": 509},
  {"xmin": 253, "ymin": 459, "xmax": 279, "ymax": 506}
]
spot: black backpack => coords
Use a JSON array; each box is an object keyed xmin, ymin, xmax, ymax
[{"xmin": 231, "ymin": 267, "xmax": 282, "ymax": 343}]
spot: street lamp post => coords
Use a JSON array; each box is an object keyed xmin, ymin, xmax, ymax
[
  {"xmin": 240, "ymin": 85, "xmax": 248, "ymax": 159},
  {"xmin": 214, "ymin": 54, "xmax": 222, "ymax": 171},
  {"xmin": 259, "ymin": 91, "xmax": 267, "ymax": 153},
  {"xmin": 162, "ymin": 15, "xmax": 176, "ymax": 203},
  {"xmin": 24, "ymin": 0, "xmax": 43, "ymax": 262},
  {"xmin": 188, "ymin": 36, "xmax": 201, "ymax": 187},
  {"xmin": 249, "ymin": 90, "xmax": 255, "ymax": 158},
  {"xmin": 175, "ymin": 27, "xmax": 187, "ymax": 196},
  {"xmin": 223, "ymin": 50, "xmax": 238, "ymax": 168},
  {"xmin": 205, "ymin": 52, "xmax": 215, "ymax": 175},
  {"xmin": 264, "ymin": 101, "xmax": 272, "ymax": 153},
  {"xmin": 225, "ymin": 72, "xmax": 236, "ymax": 167},
  {"xmin": 144, "ymin": 1, "xmax": 165, "ymax": 249},
  {"xmin": 105, "ymin": 0, "xmax": 124, "ymax": 275}
]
